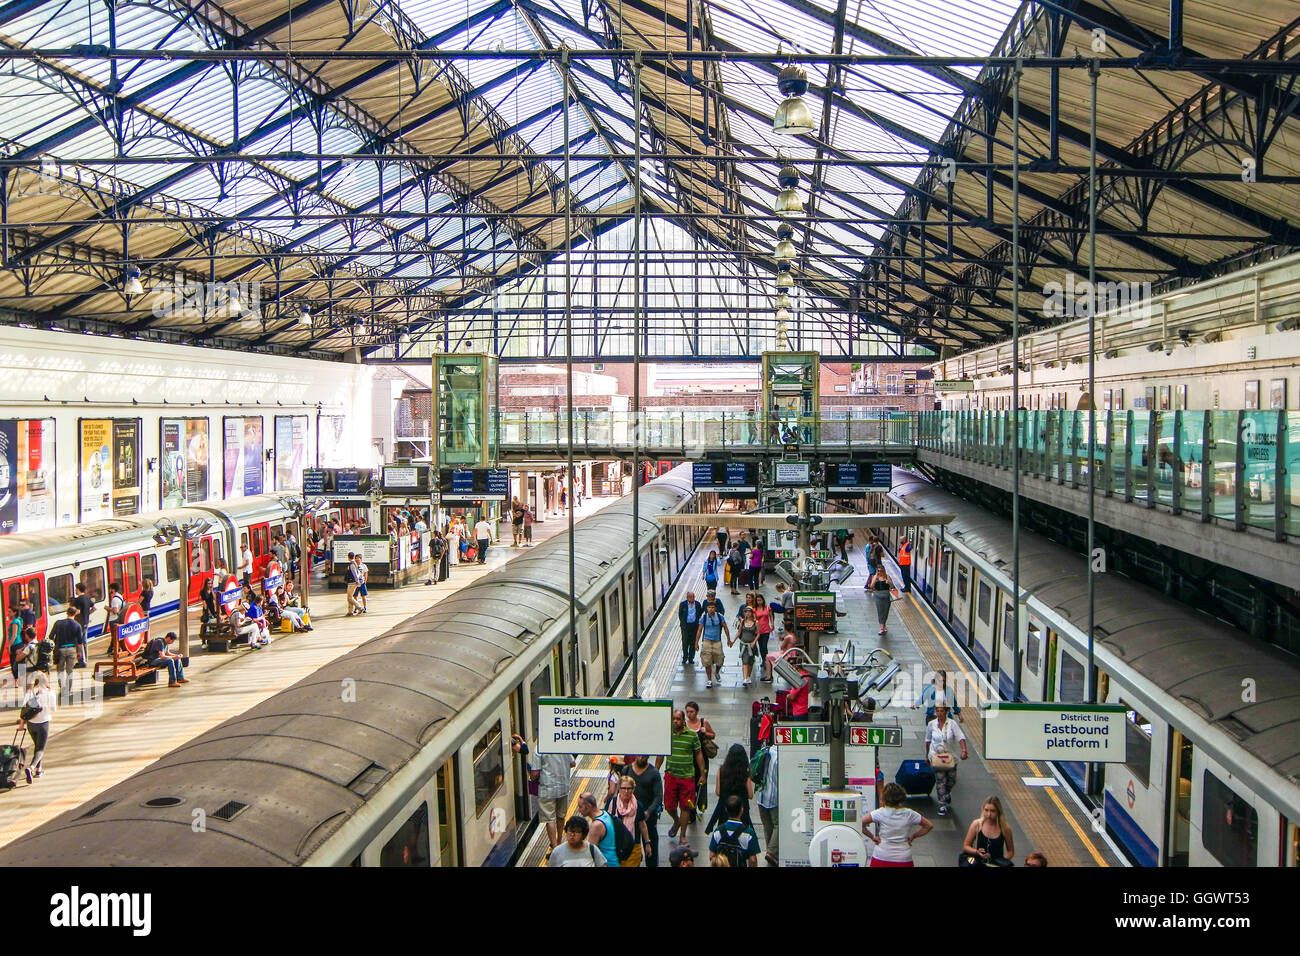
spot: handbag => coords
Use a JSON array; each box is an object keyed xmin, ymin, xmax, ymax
[
  {"xmin": 19, "ymin": 700, "xmax": 41, "ymax": 722},
  {"xmin": 929, "ymin": 751, "xmax": 957, "ymax": 771},
  {"xmin": 700, "ymin": 731, "xmax": 719, "ymax": 760}
]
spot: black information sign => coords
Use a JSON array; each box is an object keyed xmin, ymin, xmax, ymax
[
  {"xmin": 439, "ymin": 468, "xmax": 510, "ymax": 501},
  {"xmin": 793, "ymin": 591, "xmax": 837, "ymax": 632},
  {"xmin": 303, "ymin": 469, "xmax": 326, "ymax": 494},
  {"xmin": 691, "ymin": 461, "xmax": 758, "ymax": 494},
  {"xmin": 826, "ymin": 462, "xmax": 892, "ymax": 495}
]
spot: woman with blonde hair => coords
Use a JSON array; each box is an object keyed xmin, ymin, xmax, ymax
[
  {"xmin": 18, "ymin": 672, "xmax": 55, "ymax": 783},
  {"xmin": 606, "ymin": 774, "xmax": 653, "ymax": 867},
  {"xmin": 962, "ymin": 795, "xmax": 1015, "ymax": 866}
]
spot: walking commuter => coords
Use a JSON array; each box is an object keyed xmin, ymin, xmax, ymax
[
  {"xmin": 144, "ymin": 632, "xmax": 189, "ymax": 687},
  {"xmin": 863, "ymin": 782, "xmax": 933, "ymax": 867},
  {"xmin": 677, "ymin": 591, "xmax": 704, "ymax": 666},
  {"xmin": 9, "ymin": 627, "xmax": 35, "ymax": 683},
  {"xmin": 962, "ymin": 796, "xmax": 1015, "ymax": 866},
  {"xmin": 238, "ymin": 536, "xmax": 253, "ymax": 588},
  {"xmin": 725, "ymin": 544, "xmax": 744, "ymax": 596},
  {"xmin": 578, "ymin": 792, "xmax": 619, "ymax": 867},
  {"xmin": 705, "ymin": 588, "xmax": 726, "ymax": 620},
  {"xmin": 49, "ymin": 608, "xmax": 83, "ymax": 703},
  {"xmin": 897, "ymin": 536, "xmax": 913, "ymax": 592},
  {"xmin": 705, "ymin": 743, "xmax": 755, "ymax": 835},
  {"xmin": 754, "ymin": 743, "xmax": 779, "ymax": 866},
  {"xmin": 835, "ymin": 527, "xmax": 849, "ymax": 562},
  {"xmin": 1025, "ymin": 851, "xmax": 1048, "ymax": 867},
  {"xmin": 536, "ymin": 749, "xmax": 576, "ymax": 852},
  {"xmin": 18, "ymin": 672, "xmax": 54, "ymax": 783},
  {"xmin": 353, "ymin": 553, "xmax": 370, "ymax": 613},
  {"xmin": 925, "ymin": 703, "xmax": 968, "ymax": 817},
  {"xmin": 702, "ymin": 550, "xmax": 720, "ymax": 592},
  {"xmin": 867, "ymin": 535, "xmax": 885, "ymax": 578},
  {"xmin": 733, "ymin": 606, "xmax": 760, "ymax": 688},
  {"xmin": 915, "ymin": 670, "xmax": 961, "ymax": 723},
  {"xmin": 669, "ymin": 845, "xmax": 697, "ymax": 867},
  {"xmin": 747, "ymin": 540, "xmax": 763, "ymax": 588},
  {"xmin": 695, "ymin": 599, "xmax": 729, "ymax": 689},
  {"xmin": 866, "ymin": 565, "xmax": 898, "ymax": 635},
  {"xmin": 447, "ymin": 521, "xmax": 461, "ymax": 567},
  {"xmin": 624, "ymin": 754, "xmax": 664, "ymax": 867},
  {"xmin": 715, "ymin": 527, "xmax": 728, "ymax": 557},
  {"xmin": 270, "ymin": 534, "xmax": 289, "ymax": 571},
  {"xmin": 545, "ymin": 816, "xmax": 606, "ymax": 867},
  {"xmin": 606, "ymin": 775, "xmax": 653, "ymax": 867},
  {"xmin": 511, "ymin": 498, "xmax": 524, "ymax": 547},
  {"xmin": 753, "ymin": 597, "xmax": 773, "ymax": 664},
  {"xmin": 344, "ymin": 552, "xmax": 362, "ymax": 616},
  {"xmin": 708, "ymin": 795, "xmax": 759, "ymax": 867},
  {"xmin": 684, "ymin": 701, "xmax": 716, "ymax": 817},
  {"xmin": 662, "ymin": 709, "xmax": 705, "ymax": 846},
  {"xmin": 762, "ymin": 629, "xmax": 797, "ymax": 683},
  {"xmin": 472, "ymin": 515, "xmax": 493, "ymax": 565},
  {"xmin": 429, "ymin": 531, "xmax": 446, "ymax": 582}
]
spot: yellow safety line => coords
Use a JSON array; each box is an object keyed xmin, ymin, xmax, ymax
[{"xmin": 906, "ymin": 593, "xmax": 1109, "ymax": 867}]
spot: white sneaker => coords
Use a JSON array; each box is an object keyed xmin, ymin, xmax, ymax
[{"xmin": 705, "ymin": 681, "xmax": 713, "ymax": 688}]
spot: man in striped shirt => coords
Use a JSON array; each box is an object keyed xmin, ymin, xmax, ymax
[{"xmin": 659, "ymin": 709, "xmax": 705, "ymax": 847}]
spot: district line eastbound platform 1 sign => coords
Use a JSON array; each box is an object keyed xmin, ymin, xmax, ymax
[
  {"xmin": 536, "ymin": 698, "xmax": 672, "ymax": 755},
  {"xmin": 982, "ymin": 703, "xmax": 1128, "ymax": 762}
]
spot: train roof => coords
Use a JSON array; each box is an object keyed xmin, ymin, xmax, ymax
[
  {"xmin": 0, "ymin": 469, "xmax": 694, "ymax": 866},
  {"xmin": 891, "ymin": 471, "xmax": 1300, "ymax": 792}
]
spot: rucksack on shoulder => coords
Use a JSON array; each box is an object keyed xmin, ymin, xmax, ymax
[
  {"xmin": 750, "ymin": 747, "xmax": 771, "ymax": 788},
  {"xmin": 602, "ymin": 804, "xmax": 635, "ymax": 862},
  {"xmin": 714, "ymin": 826, "xmax": 748, "ymax": 869}
]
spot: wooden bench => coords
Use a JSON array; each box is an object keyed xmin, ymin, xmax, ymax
[
  {"xmin": 200, "ymin": 618, "xmax": 248, "ymax": 653},
  {"xmin": 93, "ymin": 658, "xmax": 161, "ymax": 698}
]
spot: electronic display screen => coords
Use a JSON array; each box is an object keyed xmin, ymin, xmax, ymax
[
  {"xmin": 826, "ymin": 462, "xmax": 892, "ymax": 494},
  {"xmin": 772, "ymin": 461, "xmax": 811, "ymax": 486},
  {"xmin": 438, "ymin": 468, "xmax": 510, "ymax": 500},
  {"xmin": 691, "ymin": 461, "xmax": 758, "ymax": 494}
]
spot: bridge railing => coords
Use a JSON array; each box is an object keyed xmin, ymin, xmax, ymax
[
  {"xmin": 917, "ymin": 409, "xmax": 1300, "ymax": 540},
  {"xmin": 497, "ymin": 409, "xmax": 917, "ymax": 453}
]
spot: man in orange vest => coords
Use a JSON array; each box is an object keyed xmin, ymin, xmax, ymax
[{"xmin": 898, "ymin": 537, "xmax": 913, "ymax": 593}]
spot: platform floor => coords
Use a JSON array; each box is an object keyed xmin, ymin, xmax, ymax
[
  {"xmin": 525, "ymin": 525, "xmax": 1123, "ymax": 867},
  {"xmin": 0, "ymin": 498, "xmax": 618, "ymax": 848}
]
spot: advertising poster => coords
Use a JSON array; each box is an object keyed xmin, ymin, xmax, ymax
[
  {"xmin": 162, "ymin": 417, "xmax": 210, "ymax": 508},
  {"xmin": 320, "ymin": 415, "xmax": 347, "ymax": 467},
  {"xmin": 79, "ymin": 418, "xmax": 112, "ymax": 521},
  {"xmin": 243, "ymin": 417, "xmax": 263, "ymax": 496},
  {"xmin": 275, "ymin": 415, "xmax": 307, "ymax": 491},
  {"xmin": 0, "ymin": 421, "xmax": 16, "ymax": 534},
  {"xmin": 111, "ymin": 420, "xmax": 140, "ymax": 517}
]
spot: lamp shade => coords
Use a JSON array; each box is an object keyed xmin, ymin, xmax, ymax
[
  {"xmin": 776, "ymin": 221, "xmax": 795, "ymax": 240},
  {"xmin": 774, "ymin": 293, "xmax": 792, "ymax": 310},
  {"xmin": 777, "ymin": 165, "xmax": 800, "ymax": 189},
  {"xmin": 775, "ymin": 187, "xmax": 803, "ymax": 217},
  {"xmin": 777, "ymin": 64, "xmax": 809, "ymax": 97},
  {"xmin": 775, "ymin": 271, "xmax": 795, "ymax": 290},
  {"xmin": 774, "ymin": 97, "xmax": 815, "ymax": 135},
  {"xmin": 297, "ymin": 305, "xmax": 311, "ymax": 326},
  {"xmin": 775, "ymin": 239, "xmax": 796, "ymax": 261},
  {"xmin": 123, "ymin": 267, "xmax": 144, "ymax": 296},
  {"xmin": 775, "ymin": 308, "xmax": 790, "ymax": 322}
]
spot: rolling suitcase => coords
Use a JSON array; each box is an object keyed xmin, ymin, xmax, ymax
[
  {"xmin": 895, "ymin": 758, "xmax": 936, "ymax": 798},
  {"xmin": 0, "ymin": 729, "xmax": 26, "ymax": 790}
]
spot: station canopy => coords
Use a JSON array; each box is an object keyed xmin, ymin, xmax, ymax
[{"xmin": 0, "ymin": 0, "xmax": 1296, "ymax": 360}]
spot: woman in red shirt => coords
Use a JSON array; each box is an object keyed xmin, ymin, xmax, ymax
[
  {"xmin": 787, "ymin": 669, "xmax": 812, "ymax": 719},
  {"xmin": 753, "ymin": 600, "xmax": 773, "ymax": 664}
]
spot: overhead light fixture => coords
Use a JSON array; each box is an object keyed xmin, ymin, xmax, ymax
[
  {"xmin": 1201, "ymin": 330, "xmax": 1222, "ymax": 344},
  {"xmin": 775, "ymin": 308, "xmax": 791, "ymax": 322},
  {"xmin": 1042, "ymin": 360, "xmax": 1056, "ymax": 369},
  {"xmin": 123, "ymin": 266, "xmax": 144, "ymax": 297},
  {"xmin": 774, "ymin": 293, "xmax": 792, "ymax": 310},
  {"xmin": 398, "ymin": 330, "xmax": 411, "ymax": 346},
  {"xmin": 297, "ymin": 304, "xmax": 311, "ymax": 326},
  {"xmin": 40, "ymin": 155, "xmax": 58, "ymax": 183},
  {"xmin": 775, "ymin": 238, "xmax": 797, "ymax": 261},
  {"xmin": 773, "ymin": 65, "xmax": 815, "ymax": 136},
  {"xmin": 775, "ymin": 263, "xmax": 795, "ymax": 290},
  {"xmin": 775, "ymin": 188, "xmax": 803, "ymax": 218}
]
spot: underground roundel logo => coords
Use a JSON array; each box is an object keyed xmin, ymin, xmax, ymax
[{"xmin": 1126, "ymin": 779, "xmax": 1136, "ymax": 809}]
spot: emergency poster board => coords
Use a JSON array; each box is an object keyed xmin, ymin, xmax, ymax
[
  {"xmin": 160, "ymin": 417, "xmax": 210, "ymax": 509},
  {"xmin": 535, "ymin": 698, "xmax": 672, "ymax": 755},
  {"xmin": 0, "ymin": 418, "xmax": 55, "ymax": 535},
  {"xmin": 80, "ymin": 418, "xmax": 141, "ymax": 521},
  {"xmin": 775, "ymin": 735, "xmax": 877, "ymax": 867},
  {"xmin": 793, "ymin": 591, "xmax": 836, "ymax": 631}
]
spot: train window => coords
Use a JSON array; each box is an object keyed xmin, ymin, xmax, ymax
[
  {"xmin": 379, "ymin": 802, "xmax": 430, "ymax": 867},
  {"xmin": 528, "ymin": 668, "xmax": 550, "ymax": 740},
  {"xmin": 1059, "ymin": 651, "xmax": 1085, "ymax": 703},
  {"xmin": 140, "ymin": 554, "xmax": 158, "ymax": 588},
  {"xmin": 939, "ymin": 550, "xmax": 951, "ymax": 581},
  {"xmin": 607, "ymin": 588, "xmax": 621, "ymax": 636},
  {"xmin": 471, "ymin": 723, "xmax": 505, "ymax": 816},
  {"xmin": 1001, "ymin": 603, "xmax": 1014, "ymax": 652},
  {"xmin": 977, "ymin": 583, "xmax": 991, "ymax": 624},
  {"xmin": 956, "ymin": 565, "xmax": 969, "ymax": 601},
  {"xmin": 1202, "ymin": 771, "xmax": 1258, "ymax": 868},
  {"xmin": 47, "ymin": 574, "xmax": 73, "ymax": 614},
  {"xmin": 164, "ymin": 549, "xmax": 181, "ymax": 583},
  {"xmin": 211, "ymin": 539, "xmax": 224, "ymax": 564},
  {"xmin": 5, "ymin": 581, "xmax": 22, "ymax": 616},
  {"xmin": 1121, "ymin": 701, "xmax": 1152, "ymax": 787},
  {"xmin": 79, "ymin": 567, "xmax": 105, "ymax": 603},
  {"xmin": 587, "ymin": 613, "xmax": 600, "ymax": 661},
  {"xmin": 1025, "ymin": 622, "xmax": 1041, "ymax": 675}
]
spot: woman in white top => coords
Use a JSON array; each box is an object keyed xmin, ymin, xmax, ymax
[
  {"xmin": 864, "ymin": 782, "xmax": 933, "ymax": 866},
  {"xmin": 925, "ymin": 703, "xmax": 968, "ymax": 817},
  {"xmin": 447, "ymin": 521, "xmax": 461, "ymax": 567},
  {"xmin": 19, "ymin": 672, "xmax": 56, "ymax": 782}
]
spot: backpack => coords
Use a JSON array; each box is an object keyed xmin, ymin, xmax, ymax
[
  {"xmin": 33, "ymin": 640, "xmax": 53, "ymax": 672},
  {"xmin": 289, "ymin": 538, "xmax": 300, "ymax": 559},
  {"xmin": 726, "ymin": 550, "xmax": 743, "ymax": 570},
  {"xmin": 600, "ymin": 806, "xmax": 635, "ymax": 862},
  {"xmin": 749, "ymin": 747, "xmax": 771, "ymax": 788},
  {"xmin": 713, "ymin": 825, "xmax": 749, "ymax": 869},
  {"xmin": 704, "ymin": 557, "xmax": 718, "ymax": 582}
]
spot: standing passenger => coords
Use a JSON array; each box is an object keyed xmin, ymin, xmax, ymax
[
  {"xmin": 344, "ymin": 552, "xmax": 362, "ymax": 616},
  {"xmin": 472, "ymin": 514, "xmax": 493, "ymax": 565},
  {"xmin": 624, "ymin": 755, "xmax": 663, "ymax": 867},
  {"xmin": 238, "ymin": 536, "xmax": 253, "ymax": 588},
  {"xmin": 49, "ymin": 608, "xmax": 83, "ymax": 703},
  {"xmin": 536, "ymin": 749, "xmax": 575, "ymax": 853},
  {"xmin": 867, "ymin": 565, "xmax": 898, "ymax": 635},
  {"xmin": 897, "ymin": 537, "xmax": 913, "ymax": 592},
  {"xmin": 863, "ymin": 782, "xmax": 933, "ymax": 867},
  {"xmin": 925, "ymin": 703, "xmax": 968, "ymax": 817},
  {"xmin": 522, "ymin": 507, "xmax": 534, "ymax": 547}
]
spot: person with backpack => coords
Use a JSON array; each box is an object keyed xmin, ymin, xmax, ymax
[
  {"xmin": 753, "ymin": 744, "xmax": 779, "ymax": 866},
  {"xmin": 709, "ymin": 795, "xmax": 759, "ymax": 867},
  {"xmin": 606, "ymin": 775, "xmax": 653, "ymax": 867},
  {"xmin": 579, "ymin": 791, "xmax": 621, "ymax": 867},
  {"xmin": 702, "ymin": 550, "xmax": 720, "ymax": 592},
  {"xmin": 725, "ymin": 544, "xmax": 744, "ymax": 596},
  {"xmin": 545, "ymin": 816, "xmax": 607, "ymax": 867}
]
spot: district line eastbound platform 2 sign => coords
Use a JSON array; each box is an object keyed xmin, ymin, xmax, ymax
[
  {"xmin": 537, "ymin": 698, "xmax": 672, "ymax": 755},
  {"xmin": 982, "ymin": 703, "xmax": 1128, "ymax": 762}
]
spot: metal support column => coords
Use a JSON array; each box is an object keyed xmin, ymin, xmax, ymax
[
  {"xmin": 1010, "ymin": 59, "xmax": 1024, "ymax": 702},
  {"xmin": 630, "ymin": 52, "xmax": 644, "ymax": 699}
]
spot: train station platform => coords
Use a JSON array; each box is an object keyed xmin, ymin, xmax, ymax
[
  {"xmin": 0, "ymin": 496, "xmax": 620, "ymax": 849},
  {"xmin": 520, "ymin": 520, "xmax": 1124, "ymax": 867}
]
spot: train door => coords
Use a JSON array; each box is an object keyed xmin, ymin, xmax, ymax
[
  {"xmin": 997, "ymin": 597, "xmax": 1017, "ymax": 699},
  {"xmin": 970, "ymin": 574, "xmax": 996, "ymax": 671},
  {"xmin": 550, "ymin": 644, "xmax": 565, "ymax": 697},
  {"xmin": 1165, "ymin": 731, "xmax": 1193, "ymax": 866},
  {"xmin": 934, "ymin": 546, "xmax": 952, "ymax": 618},
  {"xmin": 606, "ymin": 587, "xmax": 625, "ymax": 676},
  {"xmin": 434, "ymin": 758, "xmax": 459, "ymax": 867},
  {"xmin": 915, "ymin": 533, "xmax": 932, "ymax": 597},
  {"xmin": 587, "ymin": 609, "xmax": 606, "ymax": 694},
  {"xmin": 1044, "ymin": 629, "xmax": 1059, "ymax": 701},
  {"xmin": 248, "ymin": 522, "xmax": 271, "ymax": 584},
  {"xmin": 2, "ymin": 574, "xmax": 48, "ymax": 658},
  {"xmin": 107, "ymin": 553, "xmax": 142, "ymax": 605},
  {"xmin": 184, "ymin": 535, "xmax": 218, "ymax": 604},
  {"xmin": 1020, "ymin": 615, "xmax": 1046, "ymax": 702},
  {"xmin": 950, "ymin": 560, "xmax": 973, "ymax": 642},
  {"xmin": 622, "ymin": 574, "xmax": 635, "ymax": 658},
  {"xmin": 507, "ymin": 689, "xmax": 530, "ymax": 827}
]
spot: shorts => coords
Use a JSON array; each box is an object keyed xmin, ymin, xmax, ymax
[
  {"xmin": 700, "ymin": 639, "xmax": 724, "ymax": 668},
  {"xmin": 663, "ymin": 773, "xmax": 696, "ymax": 815},
  {"xmin": 524, "ymin": 526, "xmax": 533, "ymax": 540},
  {"xmin": 538, "ymin": 796, "xmax": 566, "ymax": 821},
  {"xmin": 358, "ymin": 583, "xmax": 368, "ymax": 596}
]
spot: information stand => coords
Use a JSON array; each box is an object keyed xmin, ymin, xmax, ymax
[{"xmin": 774, "ymin": 723, "xmax": 878, "ymax": 867}]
